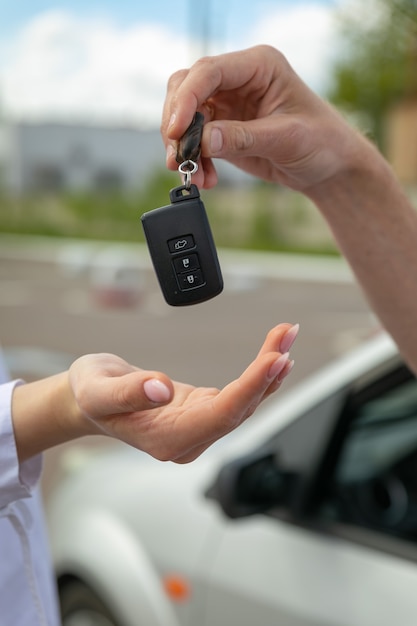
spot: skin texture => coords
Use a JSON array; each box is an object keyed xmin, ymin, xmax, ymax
[
  {"xmin": 12, "ymin": 323, "xmax": 297, "ymax": 463},
  {"xmin": 162, "ymin": 45, "xmax": 417, "ymax": 375}
]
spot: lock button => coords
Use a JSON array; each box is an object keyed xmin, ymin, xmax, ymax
[{"xmin": 168, "ymin": 235, "xmax": 195, "ymax": 253}]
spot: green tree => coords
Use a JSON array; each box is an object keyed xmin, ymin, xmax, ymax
[{"xmin": 328, "ymin": 0, "xmax": 417, "ymax": 148}]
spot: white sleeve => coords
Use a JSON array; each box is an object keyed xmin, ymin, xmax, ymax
[{"xmin": 0, "ymin": 380, "xmax": 42, "ymax": 509}]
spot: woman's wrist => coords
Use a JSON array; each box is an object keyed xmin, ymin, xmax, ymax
[{"xmin": 12, "ymin": 371, "xmax": 96, "ymax": 463}]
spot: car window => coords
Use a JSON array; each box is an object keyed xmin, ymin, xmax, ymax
[
  {"xmin": 319, "ymin": 366, "xmax": 417, "ymax": 541},
  {"xmin": 336, "ymin": 379, "xmax": 417, "ymax": 484}
]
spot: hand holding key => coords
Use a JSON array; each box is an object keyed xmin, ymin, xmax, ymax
[{"xmin": 162, "ymin": 45, "xmax": 360, "ymax": 194}]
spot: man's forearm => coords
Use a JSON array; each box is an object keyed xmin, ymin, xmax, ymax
[{"xmin": 308, "ymin": 138, "xmax": 417, "ymax": 372}]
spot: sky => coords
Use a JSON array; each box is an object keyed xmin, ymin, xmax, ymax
[{"xmin": 0, "ymin": 0, "xmax": 347, "ymax": 128}]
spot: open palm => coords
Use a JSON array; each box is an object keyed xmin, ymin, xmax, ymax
[{"xmin": 69, "ymin": 323, "xmax": 296, "ymax": 463}]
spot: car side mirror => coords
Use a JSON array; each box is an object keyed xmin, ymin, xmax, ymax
[{"xmin": 206, "ymin": 450, "xmax": 297, "ymax": 519}]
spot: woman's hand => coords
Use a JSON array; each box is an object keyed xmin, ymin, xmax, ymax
[
  {"xmin": 68, "ymin": 322, "xmax": 297, "ymax": 463},
  {"xmin": 12, "ymin": 323, "xmax": 298, "ymax": 463}
]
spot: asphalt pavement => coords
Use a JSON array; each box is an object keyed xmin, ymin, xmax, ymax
[{"xmin": 0, "ymin": 235, "xmax": 376, "ymax": 385}]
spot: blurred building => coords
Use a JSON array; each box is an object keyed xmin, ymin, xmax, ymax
[
  {"xmin": 0, "ymin": 120, "xmax": 251, "ymax": 194},
  {"xmin": 0, "ymin": 121, "xmax": 164, "ymax": 194}
]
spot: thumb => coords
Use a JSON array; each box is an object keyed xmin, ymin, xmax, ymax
[
  {"xmin": 203, "ymin": 121, "xmax": 256, "ymax": 158},
  {"xmin": 200, "ymin": 117, "xmax": 302, "ymax": 187},
  {"xmin": 113, "ymin": 372, "xmax": 173, "ymax": 410},
  {"xmin": 142, "ymin": 377, "xmax": 173, "ymax": 404},
  {"xmin": 82, "ymin": 371, "xmax": 173, "ymax": 418}
]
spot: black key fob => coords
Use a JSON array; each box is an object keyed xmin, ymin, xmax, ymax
[{"xmin": 141, "ymin": 184, "xmax": 223, "ymax": 306}]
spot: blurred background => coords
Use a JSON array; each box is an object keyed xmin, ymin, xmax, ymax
[
  {"xmin": 0, "ymin": 0, "xmax": 416, "ymax": 488},
  {"xmin": 1, "ymin": 0, "xmax": 417, "ymax": 245}
]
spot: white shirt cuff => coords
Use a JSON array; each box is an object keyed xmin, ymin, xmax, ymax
[{"xmin": 0, "ymin": 380, "xmax": 42, "ymax": 509}]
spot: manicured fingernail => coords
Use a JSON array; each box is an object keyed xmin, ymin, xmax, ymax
[
  {"xmin": 144, "ymin": 379, "xmax": 171, "ymax": 403},
  {"xmin": 168, "ymin": 113, "xmax": 176, "ymax": 129},
  {"xmin": 210, "ymin": 127, "xmax": 223, "ymax": 154},
  {"xmin": 268, "ymin": 352, "xmax": 289, "ymax": 380},
  {"xmin": 280, "ymin": 324, "xmax": 300, "ymax": 354},
  {"xmin": 278, "ymin": 359, "xmax": 295, "ymax": 382}
]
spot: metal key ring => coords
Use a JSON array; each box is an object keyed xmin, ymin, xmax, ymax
[{"xmin": 178, "ymin": 160, "xmax": 198, "ymax": 190}]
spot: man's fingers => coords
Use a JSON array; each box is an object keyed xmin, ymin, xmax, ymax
[{"xmin": 166, "ymin": 46, "xmax": 278, "ymax": 141}]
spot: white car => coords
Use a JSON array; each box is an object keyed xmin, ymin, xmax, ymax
[{"xmin": 48, "ymin": 333, "xmax": 417, "ymax": 626}]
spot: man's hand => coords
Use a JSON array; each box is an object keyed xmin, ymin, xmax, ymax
[{"xmin": 162, "ymin": 45, "xmax": 364, "ymax": 194}]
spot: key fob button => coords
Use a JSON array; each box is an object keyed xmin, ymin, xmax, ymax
[
  {"xmin": 168, "ymin": 235, "xmax": 195, "ymax": 253},
  {"xmin": 177, "ymin": 270, "xmax": 205, "ymax": 290},
  {"xmin": 173, "ymin": 254, "xmax": 200, "ymax": 274}
]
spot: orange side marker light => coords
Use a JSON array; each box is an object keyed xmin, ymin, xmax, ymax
[{"xmin": 163, "ymin": 574, "xmax": 191, "ymax": 603}]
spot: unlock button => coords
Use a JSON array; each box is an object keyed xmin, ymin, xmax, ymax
[{"xmin": 174, "ymin": 253, "xmax": 200, "ymax": 274}]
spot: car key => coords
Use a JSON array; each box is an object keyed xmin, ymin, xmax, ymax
[
  {"xmin": 175, "ymin": 111, "xmax": 204, "ymax": 164},
  {"xmin": 141, "ymin": 181, "xmax": 223, "ymax": 306},
  {"xmin": 141, "ymin": 112, "xmax": 223, "ymax": 306}
]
